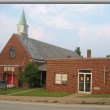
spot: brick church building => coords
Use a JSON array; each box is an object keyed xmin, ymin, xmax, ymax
[
  {"xmin": 0, "ymin": 10, "xmax": 80, "ymax": 88},
  {"xmin": 0, "ymin": 10, "xmax": 110, "ymax": 94}
]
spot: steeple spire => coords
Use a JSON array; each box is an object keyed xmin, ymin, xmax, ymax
[
  {"xmin": 18, "ymin": 9, "xmax": 27, "ymax": 25},
  {"xmin": 17, "ymin": 9, "xmax": 29, "ymax": 37}
]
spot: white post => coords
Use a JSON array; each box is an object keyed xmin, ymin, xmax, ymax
[
  {"xmin": 11, "ymin": 74, "xmax": 13, "ymax": 84},
  {"xmin": 11, "ymin": 74, "xmax": 14, "ymax": 88}
]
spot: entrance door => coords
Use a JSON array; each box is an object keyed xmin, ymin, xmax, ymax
[
  {"xmin": 7, "ymin": 74, "xmax": 14, "ymax": 84},
  {"xmin": 78, "ymin": 73, "xmax": 91, "ymax": 93}
]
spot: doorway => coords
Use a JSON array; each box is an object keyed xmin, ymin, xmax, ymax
[
  {"xmin": 78, "ymin": 71, "xmax": 92, "ymax": 93},
  {"xmin": 40, "ymin": 71, "xmax": 46, "ymax": 87},
  {"xmin": 3, "ymin": 73, "xmax": 7, "ymax": 80}
]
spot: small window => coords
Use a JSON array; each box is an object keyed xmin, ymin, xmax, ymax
[
  {"xmin": 4, "ymin": 66, "xmax": 15, "ymax": 72},
  {"xmin": 11, "ymin": 67, "xmax": 15, "ymax": 72},
  {"xmin": 9, "ymin": 47, "xmax": 16, "ymax": 58},
  {"xmin": 55, "ymin": 73, "xmax": 67, "ymax": 85},
  {"xmin": 4, "ymin": 67, "xmax": 7, "ymax": 71},
  {"xmin": 8, "ymin": 67, "xmax": 11, "ymax": 71}
]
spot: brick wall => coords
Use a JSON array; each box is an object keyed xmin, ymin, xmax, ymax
[
  {"xmin": 0, "ymin": 34, "xmax": 31, "ymax": 65},
  {"xmin": 46, "ymin": 58, "xmax": 110, "ymax": 94},
  {"xmin": 46, "ymin": 59, "xmax": 78, "ymax": 93},
  {"xmin": 0, "ymin": 34, "xmax": 32, "ymax": 87}
]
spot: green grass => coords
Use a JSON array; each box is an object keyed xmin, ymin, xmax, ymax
[
  {"xmin": 13, "ymin": 88, "xmax": 71, "ymax": 97},
  {"xmin": 0, "ymin": 88, "xmax": 30, "ymax": 95},
  {"xmin": 81, "ymin": 94, "xmax": 110, "ymax": 98}
]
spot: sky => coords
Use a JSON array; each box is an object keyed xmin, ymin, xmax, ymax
[{"xmin": 0, "ymin": 4, "xmax": 110, "ymax": 57}]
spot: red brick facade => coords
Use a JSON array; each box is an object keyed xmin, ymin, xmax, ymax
[
  {"xmin": 1, "ymin": 34, "xmax": 110, "ymax": 94},
  {"xmin": 46, "ymin": 58, "xmax": 110, "ymax": 94},
  {"xmin": 0, "ymin": 34, "xmax": 32, "ymax": 87}
]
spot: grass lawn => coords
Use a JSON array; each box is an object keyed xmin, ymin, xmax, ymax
[
  {"xmin": 81, "ymin": 94, "xmax": 110, "ymax": 98},
  {"xmin": 0, "ymin": 88, "xmax": 30, "ymax": 95},
  {"xmin": 13, "ymin": 88, "xmax": 71, "ymax": 97}
]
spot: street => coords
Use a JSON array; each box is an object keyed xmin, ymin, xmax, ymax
[{"xmin": 0, "ymin": 100, "xmax": 110, "ymax": 110}]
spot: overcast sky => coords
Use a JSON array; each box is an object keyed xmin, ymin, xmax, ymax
[{"xmin": 0, "ymin": 4, "xmax": 110, "ymax": 57}]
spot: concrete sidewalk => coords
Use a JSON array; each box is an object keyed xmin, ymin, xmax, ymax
[
  {"xmin": 0, "ymin": 93, "xmax": 110, "ymax": 105},
  {"xmin": 6, "ymin": 89, "xmax": 36, "ymax": 96}
]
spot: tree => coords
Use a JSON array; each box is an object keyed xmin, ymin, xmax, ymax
[
  {"xmin": 75, "ymin": 47, "xmax": 82, "ymax": 57},
  {"xmin": 25, "ymin": 61, "xmax": 40, "ymax": 87},
  {"xmin": 106, "ymin": 55, "xmax": 110, "ymax": 58},
  {"xmin": 18, "ymin": 71, "xmax": 26, "ymax": 88},
  {"xmin": 18, "ymin": 61, "xmax": 40, "ymax": 88}
]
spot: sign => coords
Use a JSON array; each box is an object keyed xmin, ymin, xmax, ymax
[{"xmin": 94, "ymin": 87, "xmax": 100, "ymax": 90}]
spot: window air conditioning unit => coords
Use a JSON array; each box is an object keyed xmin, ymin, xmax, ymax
[{"xmin": 61, "ymin": 81, "xmax": 67, "ymax": 85}]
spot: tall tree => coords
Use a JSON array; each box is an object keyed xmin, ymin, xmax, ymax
[
  {"xmin": 75, "ymin": 47, "xmax": 82, "ymax": 57},
  {"xmin": 106, "ymin": 55, "xmax": 110, "ymax": 58}
]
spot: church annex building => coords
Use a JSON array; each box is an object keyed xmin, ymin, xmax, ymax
[{"xmin": 0, "ymin": 10, "xmax": 110, "ymax": 94}]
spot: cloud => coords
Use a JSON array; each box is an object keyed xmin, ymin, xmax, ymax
[
  {"xmin": 77, "ymin": 23, "xmax": 110, "ymax": 57},
  {"xmin": 29, "ymin": 26, "xmax": 54, "ymax": 42},
  {"xmin": 42, "ymin": 16, "xmax": 72, "ymax": 30},
  {"xmin": 70, "ymin": 4, "xmax": 105, "ymax": 12},
  {"xmin": 29, "ymin": 27, "xmax": 45, "ymax": 41},
  {"xmin": 12, "ymin": 4, "xmax": 106, "ymax": 31},
  {"xmin": 51, "ymin": 16, "xmax": 72, "ymax": 29},
  {"xmin": 0, "ymin": 11, "xmax": 17, "ymax": 52},
  {"xmin": 0, "ymin": 4, "xmax": 109, "ymax": 57},
  {"xmin": 78, "ymin": 23, "xmax": 110, "ymax": 40},
  {"xmin": 12, "ymin": 4, "xmax": 32, "ymax": 9},
  {"xmin": 26, "ymin": 5, "xmax": 73, "ymax": 30}
]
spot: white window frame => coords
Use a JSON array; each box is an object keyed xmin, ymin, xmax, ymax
[
  {"xmin": 78, "ymin": 69, "xmax": 92, "ymax": 94},
  {"xmin": 11, "ymin": 67, "xmax": 15, "ymax": 72},
  {"xmin": 4, "ymin": 67, "xmax": 8, "ymax": 71},
  {"xmin": 55, "ymin": 73, "xmax": 67, "ymax": 85},
  {"xmin": 4, "ymin": 66, "xmax": 15, "ymax": 72},
  {"xmin": 8, "ymin": 67, "xmax": 11, "ymax": 71}
]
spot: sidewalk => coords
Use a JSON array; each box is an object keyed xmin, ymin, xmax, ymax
[
  {"xmin": 6, "ymin": 89, "xmax": 36, "ymax": 96},
  {"xmin": 0, "ymin": 93, "xmax": 110, "ymax": 105}
]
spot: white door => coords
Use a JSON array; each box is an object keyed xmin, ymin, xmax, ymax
[{"xmin": 78, "ymin": 73, "xmax": 92, "ymax": 93}]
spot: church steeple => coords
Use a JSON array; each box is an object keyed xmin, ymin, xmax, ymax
[
  {"xmin": 18, "ymin": 9, "xmax": 27, "ymax": 25},
  {"xmin": 17, "ymin": 9, "xmax": 29, "ymax": 37}
]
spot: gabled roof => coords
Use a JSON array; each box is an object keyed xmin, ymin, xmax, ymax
[
  {"xmin": 18, "ymin": 9, "xmax": 27, "ymax": 25},
  {"xmin": 16, "ymin": 34, "xmax": 80, "ymax": 60}
]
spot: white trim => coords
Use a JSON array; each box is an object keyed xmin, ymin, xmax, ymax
[
  {"xmin": 78, "ymin": 70, "xmax": 92, "ymax": 94},
  {"xmin": 11, "ymin": 74, "xmax": 13, "ymax": 84},
  {"xmin": 78, "ymin": 69, "xmax": 92, "ymax": 73}
]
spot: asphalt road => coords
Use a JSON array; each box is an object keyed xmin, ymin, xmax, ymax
[{"xmin": 0, "ymin": 101, "xmax": 110, "ymax": 110}]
